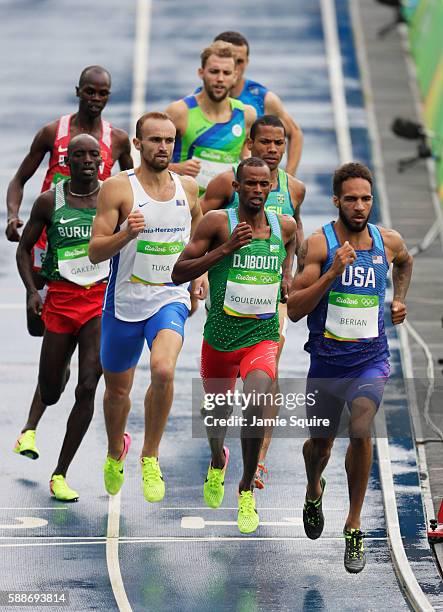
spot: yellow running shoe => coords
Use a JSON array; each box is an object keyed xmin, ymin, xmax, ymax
[
  {"xmin": 203, "ymin": 446, "xmax": 230, "ymax": 509},
  {"xmin": 237, "ymin": 490, "xmax": 259, "ymax": 534},
  {"xmin": 141, "ymin": 457, "xmax": 165, "ymax": 503},
  {"xmin": 103, "ymin": 432, "xmax": 132, "ymax": 495},
  {"xmin": 50, "ymin": 475, "xmax": 79, "ymax": 502},
  {"xmin": 13, "ymin": 430, "xmax": 39, "ymax": 460}
]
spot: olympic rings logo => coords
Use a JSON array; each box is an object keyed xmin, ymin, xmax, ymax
[
  {"xmin": 169, "ymin": 245, "xmax": 181, "ymax": 253},
  {"xmin": 261, "ymin": 276, "xmax": 275, "ymax": 284},
  {"xmin": 361, "ymin": 298, "xmax": 375, "ymax": 307}
]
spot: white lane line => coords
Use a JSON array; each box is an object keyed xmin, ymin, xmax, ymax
[
  {"xmin": 0, "ymin": 507, "xmax": 67, "ymax": 510},
  {"xmin": 106, "ymin": 493, "xmax": 132, "ymax": 612},
  {"xmin": 350, "ymin": 2, "xmax": 435, "ymax": 610},
  {"xmin": 0, "ymin": 536, "xmax": 389, "ymax": 548},
  {"xmin": 0, "ymin": 517, "xmax": 48, "ymax": 529},
  {"xmin": 129, "ymin": 0, "xmax": 152, "ymax": 143},
  {"xmin": 181, "ymin": 516, "xmax": 302, "ymax": 529},
  {"xmin": 104, "ymin": 2, "xmax": 152, "ymax": 611},
  {"xmin": 320, "ymin": 0, "xmax": 353, "ymax": 163}
]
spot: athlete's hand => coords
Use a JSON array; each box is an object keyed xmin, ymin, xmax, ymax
[
  {"xmin": 192, "ymin": 274, "xmax": 208, "ymax": 300},
  {"xmin": 330, "ymin": 241, "xmax": 356, "ymax": 276},
  {"xmin": 179, "ymin": 159, "xmax": 201, "ymax": 178},
  {"xmin": 391, "ymin": 300, "xmax": 407, "ymax": 325},
  {"xmin": 280, "ymin": 273, "xmax": 292, "ymax": 303},
  {"xmin": 27, "ymin": 291, "xmax": 43, "ymax": 317},
  {"xmin": 225, "ymin": 222, "xmax": 253, "ymax": 254},
  {"xmin": 5, "ymin": 217, "xmax": 23, "ymax": 242},
  {"xmin": 126, "ymin": 210, "xmax": 145, "ymax": 239}
]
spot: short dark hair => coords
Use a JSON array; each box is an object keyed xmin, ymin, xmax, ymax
[
  {"xmin": 236, "ymin": 157, "xmax": 269, "ymax": 181},
  {"xmin": 135, "ymin": 111, "xmax": 174, "ymax": 139},
  {"xmin": 333, "ymin": 162, "xmax": 373, "ymax": 197},
  {"xmin": 214, "ymin": 31, "xmax": 250, "ymax": 55},
  {"xmin": 250, "ymin": 115, "xmax": 286, "ymax": 140},
  {"xmin": 78, "ymin": 65, "xmax": 111, "ymax": 88}
]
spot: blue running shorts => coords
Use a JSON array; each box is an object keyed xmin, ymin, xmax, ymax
[{"xmin": 101, "ymin": 302, "xmax": 189, "ymax": 373}]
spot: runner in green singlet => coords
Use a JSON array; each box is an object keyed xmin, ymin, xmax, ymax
[
  {"xmin": 172, "ymin": 158, "xmax": 296, "ymax": 534},
  {"xmin": 202, "ymin": 115, "xmax": 306, "ymax": 488}
]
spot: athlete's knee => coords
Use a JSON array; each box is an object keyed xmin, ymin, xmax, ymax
[
  {"xmin": 348, "ymin": 435, "xmax": 372, "ymax": 447},
  {"xmin": 150, "ymin": 358, "xmax": 175, "ymax": 387},
  {"xmin": 305, "ymin": 437, "xmax": 334, "ymax": 459},
  {"xmin": 75, "ymin": 374, "xmax": 101, "ymax": 405},
  {"xmin": 39, "ymin": 381, "xmax": 62, "ymax": 406}
]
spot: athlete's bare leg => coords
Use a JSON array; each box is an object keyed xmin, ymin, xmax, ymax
[
  {"xmin": 103, "ymin": 367, "xmax": 136, "ymax": 460},
  {"xmin": 239, "ymin": 369, "xmax": 273, "ymax": 492},
  {"xmin": 142, "ymin": 329, "xmax": 183, "ymax": 457},
  {"xmin": 344, "ymin": 397, "xmax": 376, "ymax": 530},
  {"xmin": 51, "ymin": 317, "xmax": 102, "ymax": 477}
]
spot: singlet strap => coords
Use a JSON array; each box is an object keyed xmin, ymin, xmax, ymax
[
  {"xmin": 56, "ymin": 114, "xmax": 71, "ymax": 140},
  {"xmin": 323, "ymin": 222, "xmax": 339, "ymax": 250},
  {"xmin": 183, "ymin": 95, "xmax": 198, "ymax": 109},
  {"xmin": 55, "ymin": 181, "xmax": 66, "ymax": 210},
  {"xmin": 266, "ymin": 210, "xmax": 282, "ymax": 240},
  {"xmin": 227, "ymin": 208, "xmax": 238, "ymax": 235},
  {"xmin": 368, "ymin": 223, "xmax": 384, "ymax": 252},
  {"xmin": 101, "ymin": 119, "xmax": 112, "ymax": 148}
]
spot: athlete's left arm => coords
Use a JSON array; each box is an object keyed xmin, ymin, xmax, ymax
[
  {"xmin": 288, "ymin": 176, "xmax": 306, "ymax": 255},
  {"xmin": 240, "ymin": 105, "xmax": 257, "ymax": 159},
  {"xmin": 265, "ymin": 91, "xmax": 303, "ymax": 175},
  {"xmin": 279, "ymin": 215, "xmax": 297, "ymax": 303},
  {"xmin": 181, "ymin": 176, "xmax": 208, "ymax": 306},
  {"xmin": 382, "ymin": 228, "xmax": 413, "ymax": 325},
  {"xmin": 113, "ymin": 128, "xmax": 134, "ymax": 171}
]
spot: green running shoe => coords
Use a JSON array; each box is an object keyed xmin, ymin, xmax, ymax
[
  {"xmin": 141, "ymin": 457, "xmax": 165, "ymax": 503},
  {"xmin": 303, "ymin": 477, "xmax": 326, "ymax": 540},
  {"xmin": 103, "ymin": 432, "xmax": 131, "ymax": 495},
  {"xmin": 203, "ymin": 446, "xmax": 230, "ymax": 509},
  {"xmin": 344, "ymin": 528, "xmax": 366, "ymax": 573},
  {"xmin": 50, "ymin": 475, "xmax": 79, "ymax": 502},
  {"xmin": 237, "ymin": 490, "xmax": 259, "ymax": 534},
  {"xmin": 13, "ymin": 430, "xmax": 39, "ymax": 460}
]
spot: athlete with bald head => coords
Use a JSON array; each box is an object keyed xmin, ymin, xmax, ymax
[{"xmin": 15, "ymin": 134, "xmax": 108, "ymax": 501}]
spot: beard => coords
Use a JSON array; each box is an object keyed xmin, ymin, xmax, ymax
[
  {"xmin": 205, "ymin": 83, "xmax": 229, "ymax": 103},
  {"xmin": 339, "ymin": 206, "xmax": 368, "ymax": 233}
]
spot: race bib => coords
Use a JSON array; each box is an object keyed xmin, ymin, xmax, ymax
[
  {"xmin": 325, "ymin": 291, "xmax": 379, "ymax": 340},
  {"xmin": 57, "ymin": 243, "xmax": 109, "ymax": 287},
  {"xmin": 131, "ymin": 240, "xmax": 184, "ymax": 285},
  {"xmin": 223, "ymin": 269, "xmax": 280, "ymax": 319},
  {"xmin": 192, "ymin": 147, "xmax": 238, "ymax": 190}
]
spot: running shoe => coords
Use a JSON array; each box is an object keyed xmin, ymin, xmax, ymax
[
  {"xmin": 13, "ymin": 430, "xmax": 39, "ymax": 460},
  {"xmin": 237, "ymin": 490, "xmax": 259, "ymax": 534},
  {"xmin": 103, "ymin": 432, "xmax": 132, "ymax": 496},
  {"xmin": 203, "ymin": 446, "xmax": 230, "ymax": 509},
  {"xmin": 344, "ymin": 528, "xmax": 366, "ymax": 573},
  {"xmin": 50, "ymin": 475, "xmax": 79, "ymax": 502},
  {"xmin": 141, "ymin": 457, "xmax": 165, "ymax": 503},
  {"xmin": 254, "ymin": 463, "xmax": 268, "ymax": 490},
  {"xmin": 303, "ymin": 476, "xmax": 326, "ymax": 539}
]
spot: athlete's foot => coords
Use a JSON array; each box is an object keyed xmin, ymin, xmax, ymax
[
  {"xmin": 50, "ymin": 475, "xmax": 79, "ymax": 502},
  {"xmin": 303, "ymin": 477, "xmax": 326, "ymax": 540},
  {"xmin": 141, "ymin": 457, "xmax": 165, "ymax": 502},
  {"xmin": 254, "ymin": 462, "xmax": 268, "ymax": 490},
  {"xmin": 13, "ymin": 430, "xmax": 39, "ymax": 460},
  {"xmin": 103, "ymin": 432, "xmax": 132, "ymax": 495},
  {"xmin": 203, "ymin": 446, "xmax": 229, "ymax": 508},
  {"xmin": 237, "ymin": 490, "xmax": 259, "ymax": 534},
  {"xmin": 343, "ymin": 528, "xmax": 366, "ymax": 573}
]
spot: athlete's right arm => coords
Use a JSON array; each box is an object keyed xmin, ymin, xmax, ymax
[
  {"xmin": 201, "ymin": 171, "xmax": 234, "ymax": 214},
  {"xmin": 171, "ymin": 211, "xmax": 252, "ymax": 284},
  {"xmin": 89, "ymin": 175, "xmax": 144, "ymax": 263},
  {"xmin": 6, "ymin": 124, "xmax": 55, "ymax": 241},
  {"xmin": 16, "ymin": 192, "xmax": 53, "ymax": 312},
  {"xmin": 287, "ymin": 234, "xmax": 356, "ymax": 322},
  {"xmin": 165, "ymin": 100, "xmax": 201, "ymax": 177}
]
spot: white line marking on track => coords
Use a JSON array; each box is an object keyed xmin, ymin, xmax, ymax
[
  {"xmin": 0, "ymin": 516, "xmax": 48, "ymax": 529},
  {"xmin": 181, "ymin": 516, "xmax": 302, "ymax": 529},
  {"xmin": 106, "ymin": 493, "xmax": 132, "ymax": 612},
  {"xmin": 0, "ymin": 507, "xmax": 67, "ymax": 510},
  {"xmin": 320, "ymin": 0, "xmax": 353, "ymax": 163}
]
